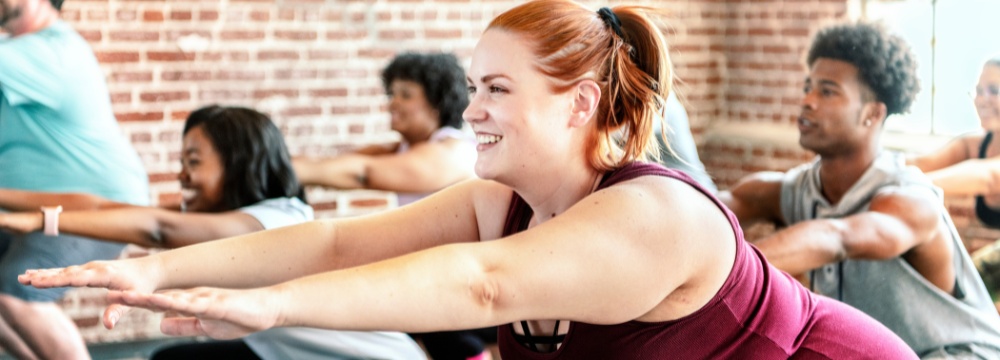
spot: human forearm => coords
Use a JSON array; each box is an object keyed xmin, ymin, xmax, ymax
[
  {"xmin": 150, "ymin": 219, "xmax": 343, "ymax": 290},
  {"xmin": 293, "ymin": 156, "xmax": 368, "ymax": 189},
  {"xmin": 754, "ymin": 220, "xmax": 847, "ymax": 276},
  {"xmin": 0, "ymin": 189, "xmax": 111, "ymax": 212},
  {"xmin": 926, "ymin": 159, "xmax": 1000, "ymax": 196}
]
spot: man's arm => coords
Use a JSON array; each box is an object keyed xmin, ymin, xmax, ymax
[
  {"xmin": 717, "ymin": 172, "xmax": 785, "ymax": 226},
  {"xmin": 0, "ymin": 188, "xmax": 122, "ymax": 212},
  {"xmin": 753, "ymin": 188, "xmax": 941, "ymax": 276}
]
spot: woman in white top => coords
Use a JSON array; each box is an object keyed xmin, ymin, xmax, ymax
[{"xmin": 0, "ymin": 105, "xmax": 425, "ymax": 360}]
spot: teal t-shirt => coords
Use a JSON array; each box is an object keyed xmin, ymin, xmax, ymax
[{"xmin": 0, "ymin": 21, "xmax": 148, "ymax": 205}]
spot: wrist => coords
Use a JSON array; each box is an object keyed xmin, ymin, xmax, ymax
[{"xmin": 267, "ymin": 282, "xmax": 295, "ymax": 328}]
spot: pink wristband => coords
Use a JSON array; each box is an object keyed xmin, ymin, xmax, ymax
[{"xmin": 41, "ymin": 206, "xmax": 62, "ymax": 236}]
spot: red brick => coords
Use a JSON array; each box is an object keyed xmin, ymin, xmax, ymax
[
  {"xmin": 110, "ymin": 71, "xmax": 153, "ymax": 82},
  {"xmin": 109, "ymin": 92, "xmax": 131, "ymax": 104},
  {"xmin": 275, "ymin": 69, "xmax": 318, "ymax": 80},
  {"xmin": 77, "ymin": 30, "xmax": 102, "ymax": 42},
  {"xmin": 220, "ymin": 30, "xmax": 265, "ymax": 40},
  {"xmin": 95, "ymin": 51, "xmax": 140, "ymax": 63},
  {"xmin": 199, "ymin": 10, "xmax": 219, "ymax": 21},
  {"xmin": 148, "ymin": 51, "xmax": 196, "ymax": 62},
  {"xmin": 170, "ymin": 11, "xmax": 193, "ymax": 21},
  {"xmin": 143, "ymin": 10, "xmax": 164, "ymax": 22},
  {"xmin": 110, "ymin": 31, "xmax": 159, "ymax": 41},
  {"xmin": 140, "ymin": 91, "xmax": 190, "ymax": 103},
  {"xmin": 378, "ymin": 30, "xmax": 415, "ymax": 40},
  {"xmin": 425, "ymin": 28, "xmax": 461, "ymax": 39},
  {"xmin": 280, "ymin": 106, "xmax": 323, "ymax": 117},
  {"xmin": 258, "ymin": 51, "xmax": 299, "ymax": 61},
  {"xmin": 253, "ymin": 89, "xmax": 299, "ymax": 99},
  {"xmin": 275, "ymin": 30, "xmax": 318, "ymax": 40},
  {"xmin": 116, "ymin": 112, "xmax": 164, "ymax": 122},
  {"xmin": 215, "ymin": 70, "xmax": 267, "ymax": 81},
  {"xmin": 162, "ymin": 70, "xmax": 211, "ymax": 81},
  {"xmin": 309, "ymin": 88, "xmax": 349, "ymax": 98},
  {"xmin": 249, "ymin": 10, "xmax": 270, "ymax": 21}
]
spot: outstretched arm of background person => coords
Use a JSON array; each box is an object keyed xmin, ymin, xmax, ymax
[
  {"xmin": 59, "ymin": 176, "xmax": 726, "ymax": 339},
  {"xmin": 0, "ymin": 207, "xmax": 265, "ymax": 249},
  {"xmin": 20, "ymin": 179, "xmax": 488, "ymax": 298},
  {"xmin": 717, "ymin": 172, "xmax": 785, "ymax": 226},
  {"xmin": 0, "ymin": 188, "xmax": 124, "ymax": 212},
  {"xmin": 906, "ymin": 134, "xmax": 1000, "ymax": 196},
  {"xmin": 923, "ymin": 158, "xmax": 1000, "ymax": 196},
  {"xmin": 293, "ymin": 138, "xmax": 476, "ymax": 192},
  {"xmin": 752, "ymin": 188, "xmax": 941, "ymax": 276}
]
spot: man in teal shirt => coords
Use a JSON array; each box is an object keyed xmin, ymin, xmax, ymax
[{"xmin": 0, "ymin": 0, "xmax": 148, "ymax": 358}]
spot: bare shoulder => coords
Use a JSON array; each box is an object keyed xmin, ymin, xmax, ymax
[
  {"xmin": 600, "ymin": 175, "xmax": 736, "ymax": 241},
  {"xmin": 464, "ymin": 179, "xmax": 515, "ymax": 241}
]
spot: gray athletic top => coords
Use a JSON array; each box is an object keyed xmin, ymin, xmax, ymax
[{"xmin": 781, "ymin": 151, "xmax": 1000, "ymax": 358}]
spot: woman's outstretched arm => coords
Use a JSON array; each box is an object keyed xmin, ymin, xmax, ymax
[
  {"xmin": 58, "ymin": 176, "xmax": 733, "ymax": 338},
  {"xmin": 293, "ymin": 139, "xmax": 476, "ymax": 192},
  {"xmin": 20, "ymin": 179, "xmax": 487, "ymax": 292}
]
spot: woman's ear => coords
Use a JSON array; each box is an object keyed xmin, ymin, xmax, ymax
[{"xmin": 570, "ymin": 80, "xmax": 601, "ymax": 128}]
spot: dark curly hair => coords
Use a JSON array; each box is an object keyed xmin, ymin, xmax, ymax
[
  {"xmin": 381, "ymin": 52, "xmax": 468, "ymax": 130},
  {"xmin": 183, "ymin": 105, "xmax": 306, "ymax": 211},
  {"xmin": 807, "ymin": 22, "xmax": 920, "ymax": 117}
]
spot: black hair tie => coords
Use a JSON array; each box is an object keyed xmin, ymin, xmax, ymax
[{"xmin": 597, "ymin": 7, "xmax": 624, "ymax": 39}]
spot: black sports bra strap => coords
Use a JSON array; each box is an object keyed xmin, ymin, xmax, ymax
[{"xmin": 980, "ymin": 132, "xmax": 994, "ymax": 159}]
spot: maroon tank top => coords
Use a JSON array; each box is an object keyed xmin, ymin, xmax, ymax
[{"xmin": 495, "ymin": 162, "xmax": 886, "ymax": 359}]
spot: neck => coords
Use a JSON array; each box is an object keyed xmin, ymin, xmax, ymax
[
  {"xmin": 401, "ymin": 125, "xmax": 438, "ymax": 145},
  {"xmin": 513, "ymin": 160, "xmax": 601, "ymax": 225},
  {"xmin": 817, "ymin": 145, "xmax": 879, "ymax": 205}
]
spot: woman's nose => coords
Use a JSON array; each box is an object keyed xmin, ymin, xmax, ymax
[{"xmin": 463, "ymin": 93, "xmax": 484, "ymax": 124}]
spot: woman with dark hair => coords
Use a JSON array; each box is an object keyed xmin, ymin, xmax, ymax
[
  {"xmin": 20, "ymin": 1, "xmax": 914, "ymax": 358},
  {"xmin": 293, "ymin": 52, "xmax": 476, "ymax": 206},
  {"xmin": 0, "ymin": 105, "xmax": 425, "ymax": 359},
  {"xmin": 909, "ymin": 56, "xmax": 1000, "ymax": 312}
]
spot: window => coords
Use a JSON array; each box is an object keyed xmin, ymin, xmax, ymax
[{"xmin": 853, "ymin": 0, "xmax": 999, "ymax": 136}]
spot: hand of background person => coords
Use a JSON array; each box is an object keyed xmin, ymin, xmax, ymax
[
  {"xmin": 0, "ymin": 212, "xmax": 43, "ymax": 234},
  {"xmin": 18, "ymin": 259, "xmax": 157, "ymax": 329},
  {"xmin": 110, "ymin": 286, "xmax": 283, "ymax": 339}
]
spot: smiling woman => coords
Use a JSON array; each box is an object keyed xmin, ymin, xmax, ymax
[
  {"xmin": 19, "ymin": 1, "xmax": 917, "ymax": 358},
  {"xmin": 293, "ymin": 52, "xmax": 477, "ymax": 207}
]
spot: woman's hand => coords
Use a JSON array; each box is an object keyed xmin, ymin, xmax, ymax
[
  {"xmin": 111, "ymin": 286, "xmax": 285, "ymax": 339},
  {"xmin": 0, "ymin": 212, "xmax": 43, "ymax": 234},
  {"xmin": 18, "ymin": 258, "xmax": 161, "ymax": 329}
]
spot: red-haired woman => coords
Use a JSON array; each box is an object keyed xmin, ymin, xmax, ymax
[{"xmin": 21, "ymin": 1, "xmax": 915, "ymax": 358}]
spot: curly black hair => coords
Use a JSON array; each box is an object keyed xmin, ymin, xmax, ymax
[
  {"xmin": 807, "ymin": 22, "xmax": 920, "ymax": 117},
  {"xmin": 381, "ymin": 52, "xmax": 468, "ymax": 130},
  {"xmin": 50, "ymin": 0, "xmax": 64, "ymax": 11}
]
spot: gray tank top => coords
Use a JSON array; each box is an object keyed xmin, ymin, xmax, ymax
[{"xmin": 781, "ymin": 151, "xmax": 1000, "ymax": 358}]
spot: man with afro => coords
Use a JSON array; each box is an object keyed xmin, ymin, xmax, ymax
[{"xmin": 720, "ymin": 22, "xmax": 1000, "ymax": 357}]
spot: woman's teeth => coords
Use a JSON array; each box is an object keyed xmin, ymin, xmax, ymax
[{"xmin": 477, "ymin": 135, "xmax": 502, "ymax": 144}]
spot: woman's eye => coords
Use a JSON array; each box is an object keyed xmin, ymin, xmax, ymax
[{"xmin": 490, "ymin": 86, "xmax": 505, "ymax": 93}]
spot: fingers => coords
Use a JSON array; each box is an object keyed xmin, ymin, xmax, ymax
[
  {"xmin": 102, "ymin": 303, "xmax": 133, "ymax": 330},
  {"xmin": 18, "ymin": 263, "xmax": 115, "ymax": 289},
  {"xmin": 160, "ymin": 317, "xmax": 207, "ymax": 337}
]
